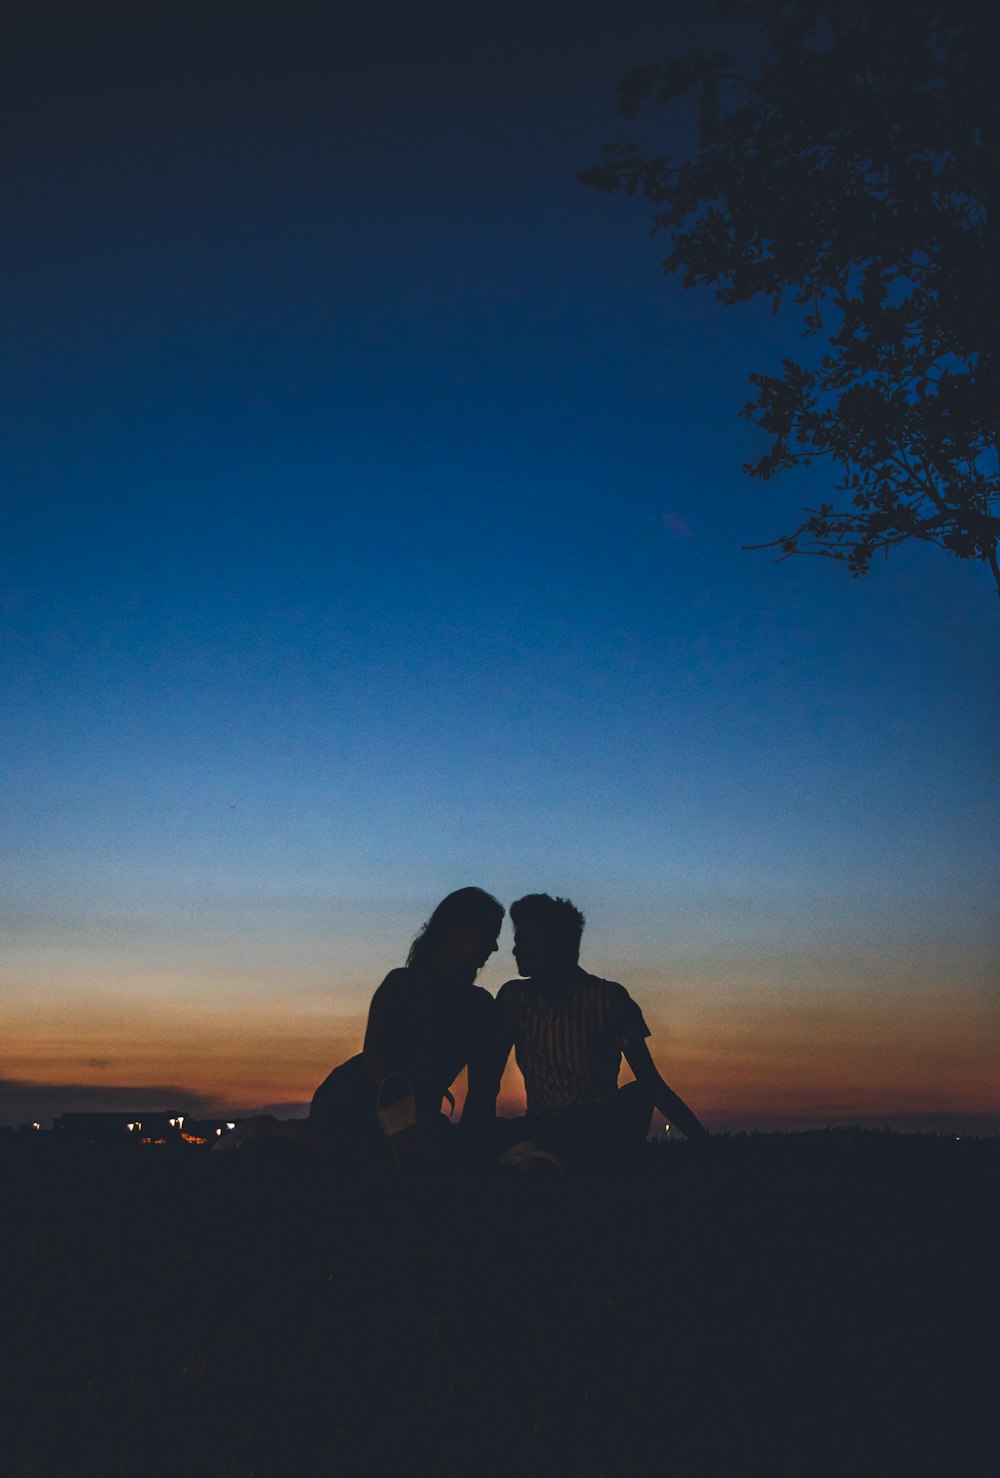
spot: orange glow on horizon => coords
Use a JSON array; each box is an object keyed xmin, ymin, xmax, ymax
[{"xmin": 4, "ymin": 974, "xmax": 996, "ymax": 1127}]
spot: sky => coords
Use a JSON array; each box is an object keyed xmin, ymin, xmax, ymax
[{"xmin": 3, "ymin": 0, "xmax": 998, "ymax": 1133}]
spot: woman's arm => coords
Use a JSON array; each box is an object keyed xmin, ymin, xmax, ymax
[{"xmin": 460, "ymin": 999, "xmax": 513, "ymax": 1138}]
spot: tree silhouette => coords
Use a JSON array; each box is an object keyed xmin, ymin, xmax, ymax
[{"xmin": 582, "ymin": 0, "xmax": 999, "ymax": 598}]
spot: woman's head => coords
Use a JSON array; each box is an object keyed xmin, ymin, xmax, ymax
[{"xmin": 406, "ymin": 887, "xmax": 505, "ymax": 979}]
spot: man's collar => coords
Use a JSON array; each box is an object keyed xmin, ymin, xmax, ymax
[{"xmin": 528, "ymin": 963, "xmax": 583, "ymax": 990}]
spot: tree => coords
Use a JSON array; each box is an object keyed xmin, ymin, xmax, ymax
[{"xmin": 581, "ymin": 0, "xmax": 1000, "ymax": 598}]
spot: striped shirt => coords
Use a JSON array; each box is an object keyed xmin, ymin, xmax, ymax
[{"xmin": 495, "ymin": 968, "xmax": 650, "ymax": 1115}]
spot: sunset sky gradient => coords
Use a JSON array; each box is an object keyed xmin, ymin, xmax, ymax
[{"xmin": 3, "ymin": 0, "xmax": 998, "ymax": 1132}]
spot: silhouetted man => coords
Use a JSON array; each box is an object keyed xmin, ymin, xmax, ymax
[{"xmin": 493, "ymin": 894, "xmax": 706, "ymax": 1169}]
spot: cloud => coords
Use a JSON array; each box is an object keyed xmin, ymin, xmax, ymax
[{"xmin": 0, "ymin": 1078, "xmax": 219, "ymax": 1129}]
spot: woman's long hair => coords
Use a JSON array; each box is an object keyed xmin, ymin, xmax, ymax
[{"xmin": 406, "ymin": 887, "xmax": 504, "ymax": 972}]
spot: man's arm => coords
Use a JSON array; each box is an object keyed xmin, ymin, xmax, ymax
[{"xmin": 622, "ymin": 1037, "xmax": 707, "ymax": 1140}]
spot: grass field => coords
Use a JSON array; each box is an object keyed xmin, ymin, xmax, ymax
[{"xmin": 3, "ymin": 1130, "xmax": 996, "ymax": 1477}]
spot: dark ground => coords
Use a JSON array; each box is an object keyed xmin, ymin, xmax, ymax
[{"xmin": 2, "ymin": 1130, "xmax": 996, "ymax": 1477}]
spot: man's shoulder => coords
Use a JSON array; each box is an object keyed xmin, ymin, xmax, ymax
[
  {"xmin": 576, "ymin": 968, "xmax": 619, "ymax": 988},
  {"xmin": 496, "ymin": 971, "xmax": 632, "ymax": 1007},
  {"xmin": 574, "ymin": 972, "xmax": 647, "ymax": 1026},
  {"xmin": 496, "ymin": 978, "xmax": 543, "ymax": 1021},
  {"xmin": 577, "ymin": 971, "xmax": 649, "ymax": 1039},
  {"xmin": 574, "ymin": 969, "xmax": 630, "ymax": 998}
]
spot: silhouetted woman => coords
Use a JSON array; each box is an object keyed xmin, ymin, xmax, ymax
[{"xmin": 306, "ymin": 887, "xmax": 504, "ymax": 1168}]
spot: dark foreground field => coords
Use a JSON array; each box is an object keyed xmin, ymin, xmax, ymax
[{"xmin": 3, "ymin": 1130, "xmax": 996, "ymax": 1477}]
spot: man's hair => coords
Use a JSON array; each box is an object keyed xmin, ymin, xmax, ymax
[
  {"xmin": 406, "ymin": 887, "xmax": 504, "ymax": 971},
  {"xmin": 509, "ymin": 893, "xmax": 585, "ymax": 953}
]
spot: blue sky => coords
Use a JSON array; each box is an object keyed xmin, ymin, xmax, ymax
[{"xmin": 2, "ymin": 0, "xmax": 998, "ymax": 1130}]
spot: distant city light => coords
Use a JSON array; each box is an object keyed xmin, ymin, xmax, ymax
[
  {"xmin": 32, "ymin": 1122, "xmax": 40, "ymax": 1131},
  {"xmin": 215, "ymin": 1127, "xmax": 222, "ymax": 1136},
  {"xmin": 226, "ymin": 1122, "xmax": 236, "ymax": 1131}
]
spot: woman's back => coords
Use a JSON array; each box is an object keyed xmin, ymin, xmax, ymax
[
  {"xmin": 364, "ymin": 967, "xmax": 495, "ymax": 1116},
  {"xmin": 307, "ymin": 966, "xmax": 496, "ymax": 1158}
]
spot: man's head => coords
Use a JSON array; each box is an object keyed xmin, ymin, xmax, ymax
[{"xmin": 509, "ymin": 893, "xmax": 585, "ymax": 977}]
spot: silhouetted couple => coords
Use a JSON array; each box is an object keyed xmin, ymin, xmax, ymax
[{"xmin": 307, "ymin": 887, "xmax": 705, "ymax": 1174}]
